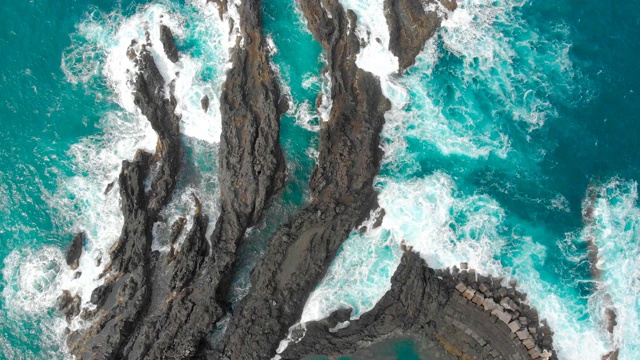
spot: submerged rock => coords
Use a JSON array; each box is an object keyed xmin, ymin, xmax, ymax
[
  {"xmin": 200, "ymin": 94, "xmax": 209, "ymax": 113},
  {"xmin": 58, "ymin": 290, "xmax": 81, "ymax": 323}
]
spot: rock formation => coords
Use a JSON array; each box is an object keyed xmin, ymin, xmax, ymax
[
  {"xmin": 59, "ymin": 1, "xmax": 560, "ymax": 359},
  {"xmin": 215, "ymin": 0, "xmax": 390, "ymax": 358},
  {"xmin": 280, "ymin": 251, "xmax": 557, "ymax": 360},
  {"xmin": 159, "ymin": 24, "xmax": 179, "ymax": 63},
  {"xmin": 384, "ymin": 0, "xmax": 457, "ymax": 70},
  {"xmin": 63, "ymin": 2, "xmax": 287, "ymax": 356}
]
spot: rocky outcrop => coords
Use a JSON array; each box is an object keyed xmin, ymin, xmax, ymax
[
  {"xmin": 65, "ymin": 231, "xmax": 84, "ymax": 270},
  {"xmin": 63, "ymin": 3, "xmax": 287, "ymax": 357},
  {"xmin": 159, "ymin": 24, "xmax": 179, "ymax": 63},
  {"xmin": 60, "ymin": 1, "xmax": 560, "ymax": 359},
  {"xmin": 215, "ymin": 1, "xmax": 390, "ymax": 358},
  {"xmin": 58, "ymin": 290, "xmax": 82, "ymax": 323},
  {"xmin": 65, "ymin": 29, "xmax": 186, "ymax": 360},
  {"xmin": 384, "ymin": 0, "xmax": 456, "ymax": 70},
  {"xmin": 280, "ymin": 251, "xmax": 557, "ymax": 360},
  {"xmin": 212, "ymin": 0, "xmax": 287, "ymax": 300}
]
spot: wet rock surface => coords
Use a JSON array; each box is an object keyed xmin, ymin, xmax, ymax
[
  {"xmin": 215, "ymin": 0, "xmax": 390, "ymax": 358},
  {"xmin": 384, "ymin": 0, "xmax": 456, "ymax": 70}
]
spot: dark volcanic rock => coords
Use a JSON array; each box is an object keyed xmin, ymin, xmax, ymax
[
  {"xmin": 65, "ymin": 1, "xmax": 287, "ymax": 358},
  {"xmin": 216, "ymin": 1, "xmax": 390, "ymax": 358},
  {"xmin": 159, "ymin": 24, "xmax": 179, "ymax": 63},
  {"xmin": 66, "ymin": 39, "xmax": 184, "ymax": 358},
  {"xmin": 280, "ymin": 252, "xmax": 448, "ymax": 359},
  {"xmin": 384, "ymin": 0, "xmax": 456, "ymax": 70},
  {"xmin": 65, "ymin": 232, "xmax": 84, "ymax": 270},
  {"xmin": 67, "ymin": 149, "xmax": 155, "ymax": 359},
  {"xmin": 208, "ymin": 0, "xmax": 287, "ymax": 304},
  {"xmin": 280, "ymin": 251, "xmax": 553, "ymax": 360},
  {"xmin": 132, "ymin": 49, "xmax": 183, "ymax": 215},
  {"xmin": 58, "ymin": 290, "xmax": 82, "ymax": 323}
]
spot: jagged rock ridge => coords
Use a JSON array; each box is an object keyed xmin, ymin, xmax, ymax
[
  {"xmin": 215, "ymin": 0, "xmax": 391, "ymax": 358},
  {"xmin": 62, "ymin": 0, "xmax": 287, "ymax": 356}
]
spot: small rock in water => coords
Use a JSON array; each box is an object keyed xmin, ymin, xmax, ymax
[
  {"xmin": 201, "ymin": 95, "xmax": 210, "ymax": 113},
  {"xmin": 104, "ymin": 181, "xmax": 115, "ymax": 195},
  {"xmin": 58, "ymin": 290, "xmax": 81, "ymax": 322}
]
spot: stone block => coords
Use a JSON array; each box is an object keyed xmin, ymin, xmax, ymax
[
  {"xmin": 482, "ymin": 298, "xmax": 496, "ymax": 311},
  {"xmin": 539, "ymin": 349, "xmax": 553, "ymax": 359},
  {"xmin": 498, "ymin": 311, "xmax": 512, "ymax": 325},
  {"xmin": 479, "ymin": 282, "xmax": 491, "ymax": 293},
  {"xmin": 516, "ymin": 329, "xmax": 530, "ymax": 340},
  {"xmin": 523, "ymin": 338, "xmax": 536, "ymax": 350},
  {"xmin": 529, "ymin": 346, "xmax": 541, "ymax": 359},
  {"xmin": 463, "ymin": 288, "xmax": 476, "ymax": 300},
  {"xmin": 508, "ymin": 320, "xmax": 521, "ymax": 333},
  {"xmin": 500, "ymin": 297, "xmax": 517, "ymax": 311},
  {"xmin": 476, "ymin": 336, "xmax": 487, "ymax": 347},
  {"xmin": 490, "ymin": 304, "xmax": 504, "ymax": 316},
  {"xmin": 528, "ymin": 326, "xmax": 537, "ymax": 335},
  {"xmin": 498, "ymin": 287, "xmax": 508, "ymax": 297},
  {"xmin": 472, "ymin": 293, "xmax": 485, "ymax": 305},
  {"xmin": 456, "ymin": 282, "xmax": 467, "ymax": 293},
  {"xmin": 519, "ymin": 316, "xmax": 529, "ymax": 325}
]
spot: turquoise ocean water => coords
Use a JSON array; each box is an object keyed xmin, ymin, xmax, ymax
[{"xmin": 0, "ymin": 0, "xmax": 638, "ymax": 359}]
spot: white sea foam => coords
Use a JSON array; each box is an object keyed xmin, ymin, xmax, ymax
[
  {"xmin": 302, "ymin": 173, "xmax": 506, "ymax": 322},
  {"xmin": 338, "ymin": 0, "xmax": 576, "ymax": 161},
  {"xmin": 580, "ymin": 179, "xmax": 640, "ymax": 359}
]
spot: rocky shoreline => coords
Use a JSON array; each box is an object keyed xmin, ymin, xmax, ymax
[
  {"xmin": 279, "ymin": 250, "xmax": 556, "ymax": 360},
  {"xmin": 58, "ymin": 0, "xmax": 562, "ymax": 359}
]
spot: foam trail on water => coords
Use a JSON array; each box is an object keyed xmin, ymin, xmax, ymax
[
  {"xmin": 581, "ymin": 179, "xmax": 640, "ymax": 359},
  {"xmin": 1, "ymin": 247, "xmax": 71, "ymax": 359}
]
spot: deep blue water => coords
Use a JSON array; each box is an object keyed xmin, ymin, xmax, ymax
[{"xmin": 0, "ymin": 0, "xmax": 639, "ymax": 359}]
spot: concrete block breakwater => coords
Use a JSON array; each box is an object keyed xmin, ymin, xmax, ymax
[{"xmin": 433, "ymin": 265, "xmax": 557, "ymax": 360}]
